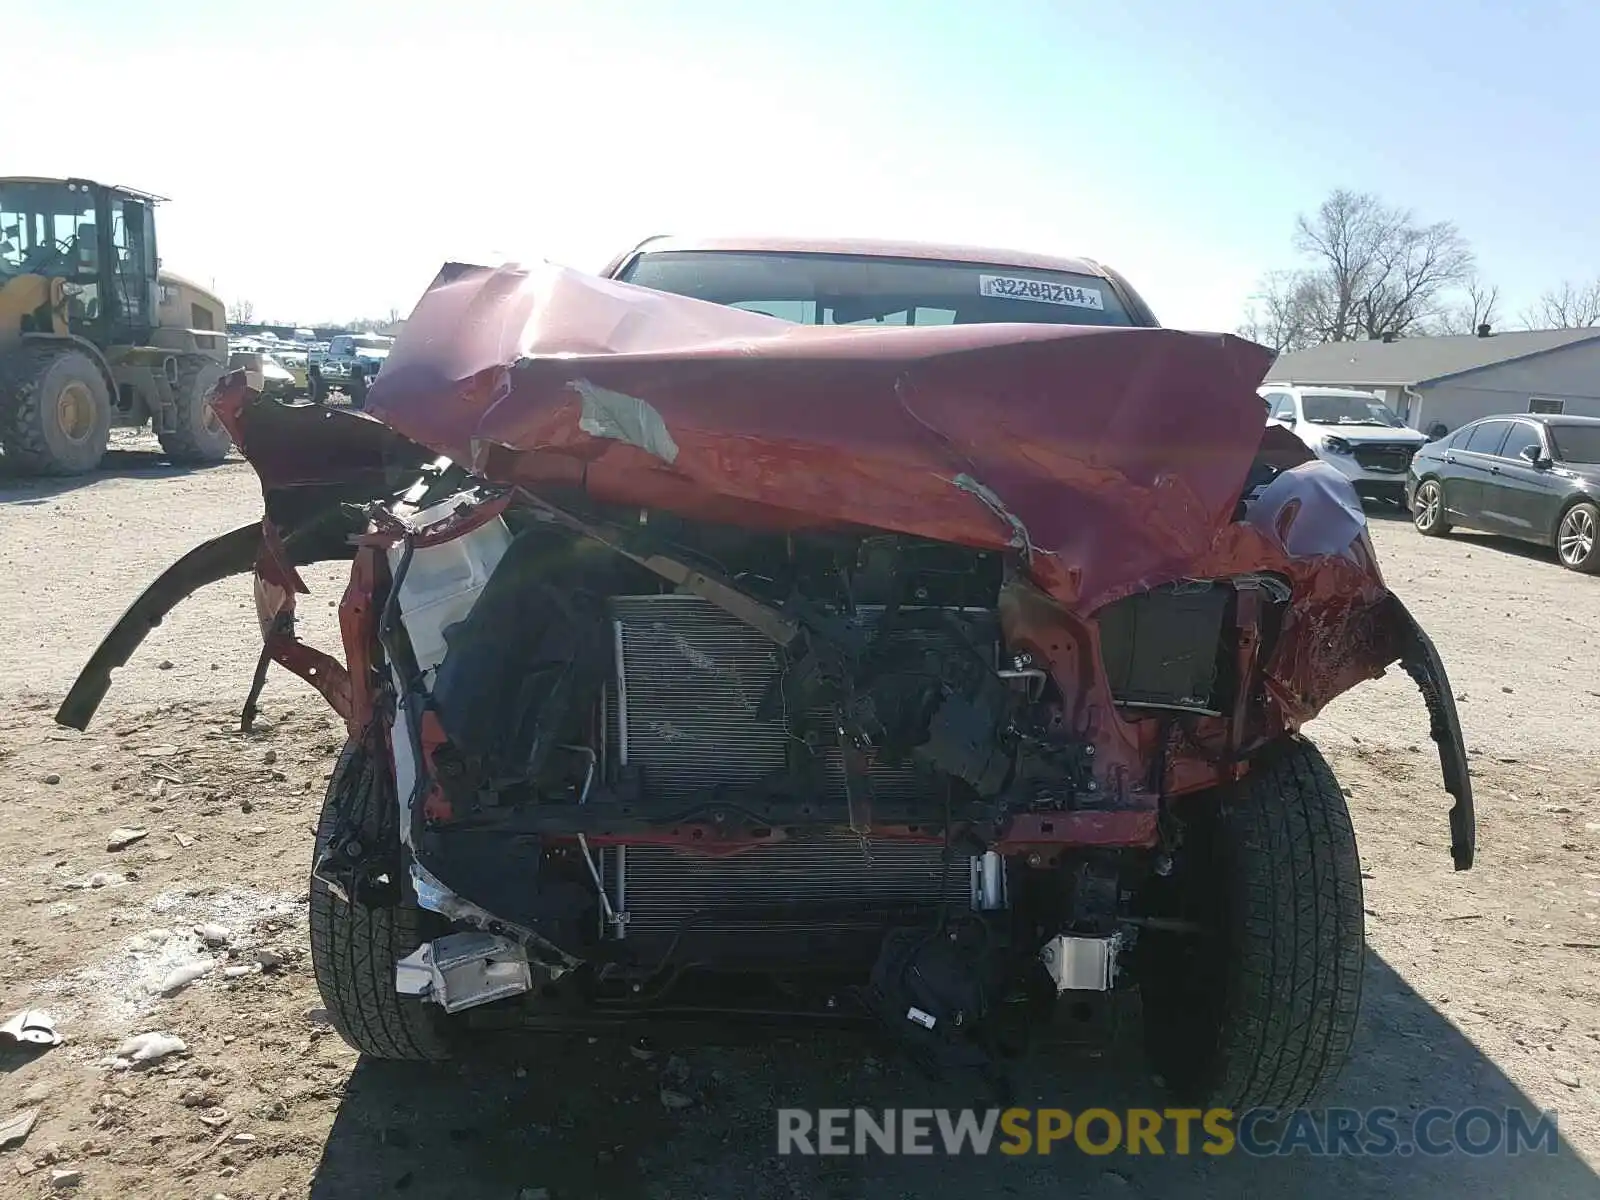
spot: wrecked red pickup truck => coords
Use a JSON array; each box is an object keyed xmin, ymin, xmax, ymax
[{"xmin": 58, "ymin": 239, "xmax": 1472, "ymax": 1111}]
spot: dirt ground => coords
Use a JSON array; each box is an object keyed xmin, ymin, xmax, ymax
[{"xmin": 2, "ymin": 434, "xmax": 1599, "ymax": 1199}]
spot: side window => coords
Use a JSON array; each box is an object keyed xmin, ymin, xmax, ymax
[
  {"xmin": 1503, "ymin": 422, "xmax": 1544, "ymax": 461},
  {"xmin": 1463, "ymin": 419, "xmax": 1512, "ymax": 455},
  {"xmin": 1263, "ymin": 392, "xmax": 1294, "ymax": 419}
]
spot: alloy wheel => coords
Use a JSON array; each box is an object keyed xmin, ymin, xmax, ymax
[
  {"xmin": 1415, "ymin": 481, "xmax": 1442, "ymax": 532},
  {"xmin": 1559, "ymin": 506, "xmax": 1595, "ymax": 567}
]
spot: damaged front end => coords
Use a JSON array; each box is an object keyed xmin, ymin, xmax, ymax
[{"xmin": 59, "ymin": 262, "xmax": 1471, "ymax": 1099}]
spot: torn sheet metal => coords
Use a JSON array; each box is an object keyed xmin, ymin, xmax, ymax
[
  {"xmin": 363, "ymin": 261, "xmax": 1277, "ymax": 614},
  {"xmin": 572, "ymin": 379, "xmax": 680, "ymax": 463},
  {"xmin": 53, "ymin": 258, "xmax": 1473, "ymax": 866}
]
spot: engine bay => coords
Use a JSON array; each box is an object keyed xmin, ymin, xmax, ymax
[{"xmin": 337, "ymin": 475, "xmax": 1294, "ymax": 1073}]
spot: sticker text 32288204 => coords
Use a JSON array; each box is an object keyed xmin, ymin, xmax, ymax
[{"xmin": 978, "ymin": 274, "xmax": 1105, "ymax": 310}]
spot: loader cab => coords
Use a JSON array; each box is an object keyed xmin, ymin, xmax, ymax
[{"xmin": 0, "ymin": 176, "xmax": 161, "ymax": 348}]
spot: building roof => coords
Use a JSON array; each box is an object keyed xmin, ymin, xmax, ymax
[{"xmin": 1264, "ymin": 328, "xmax": 1600, "ymax": 387}]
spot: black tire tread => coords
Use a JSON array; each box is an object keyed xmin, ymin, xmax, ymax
[
  {"xmin": 1211, "ymin": 737, "xmax": 1365, "ymax": 1109},
  {"xmin": 1, "ymin": 342, "xmax": 111, "ymax": 475},
  {"xmin": 308, "ymin": 741, "xmax": 453, "ymax": 1061},
  {"xmin": 156, "ymin": 354, "xmax": 229, "ymax": 463}
]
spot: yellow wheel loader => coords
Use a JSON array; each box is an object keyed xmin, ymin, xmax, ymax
[{"xmin": 0, "ymin": 177, "xmax": 231, "ymax": 476}]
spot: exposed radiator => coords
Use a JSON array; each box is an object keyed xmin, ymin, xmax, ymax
[
  {"xmin": 606, "ymin": 593, "xmax": 995, "ymax": 804},
  {"xmin": 611, "ymin": 834, "xmax": 975, "ymax": 936},
  {"xmin": 600, "ymin": 594, "xmax": 1006, "ymax": 941}
]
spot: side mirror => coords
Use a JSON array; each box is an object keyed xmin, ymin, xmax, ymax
[
  {"xmin": 1279, "ymin": 414, "xmax": 1296, "ymax": 426},
  {"xmin": 1519, "ymin": 444, "xmax": 1550, "ymax": 468}
]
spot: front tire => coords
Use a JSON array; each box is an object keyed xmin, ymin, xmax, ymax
[
  {"xmin": 1412, "ymin": 478, "xmax": 1451, "ymax": 536},
  {"xmin": 157, "ymin": 355, "xmax": 230, "ymax": 463},
  {"xmin": 1, "ymin": 343, "xmax": 112, "ymax": 476},
  {"xmin": 309, "ymin": 741, "xmax": 454, "ymax": 1061},
  {"xmin": 1141, "ymin": 737, "xmax": 1365, "ymax": 1111},
  {"xmin": 1556, "ymin": 501, "xmax": 1599, "ymax": 573}
]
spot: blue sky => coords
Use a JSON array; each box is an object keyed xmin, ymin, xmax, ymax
[{"xmin": 12, "ymin": 0, "xmax": 1597, "ymax": 328}]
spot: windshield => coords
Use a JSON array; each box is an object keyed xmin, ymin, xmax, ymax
[
  {"xmin": 0, "ymin": 180, "xmax": 100, "ymax": 279},
  {"xmin": 1301, "ymin": 394, "xmax": 1406, "ymax": 427},
  {"xmin": 1550, "ymin": 425, "xmax": 1600, "ymax": 464},
  {"xmin": 617, "ymin": 250, "xmax": 1137, "ymax": 327}
]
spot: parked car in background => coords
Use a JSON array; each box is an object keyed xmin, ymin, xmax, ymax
[
  {"xmin": 308, "ymin": 333, "xmax": 394, "ymax": 406},
  {"xmin": 1408, "ymin": 413, "xmax": 1600, "ymax": 573},
  {"xmin": 272, "ymin": 347, "xmax": 310, "ymax": 391},
  {"xmin": 1259, "ymin": 385, "xmax": 1428, "ymax": 505},
  {"xmin": 227, "ymin": 350, "xmax": 299, "ymax": 401}
]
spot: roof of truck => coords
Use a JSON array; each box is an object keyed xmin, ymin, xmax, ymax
[{"xmin": 605, "ymin": 235, "xmax": 1110, "ymax": 279}]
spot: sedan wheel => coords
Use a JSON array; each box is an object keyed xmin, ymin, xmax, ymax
[
  {"xmin": 1413, "ymin": 480, "xmax": 1450, "ymax": 537},
  {"xmin": 1557, "ymin": 502, "xmax": 1599, "ymax": 573}
]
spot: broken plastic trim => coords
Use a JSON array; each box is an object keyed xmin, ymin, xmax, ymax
[
  {"xmin": 1390, "ymin": 594, "xmax": 1475, "ymax": 870},
  {"xmin": 394, "ymin": 932, "xmax": 533, "ymax": 1013},
  {"xmin": 54, "ymin": 510, "xmax": 359, "ymax": 733},
  {"xmin": 409, "ymin": 861, "xmax": 580, "ymax": 973},
  {"xmin": 55, "ymin": 524, "xmax": 263, "ymax": 731}
]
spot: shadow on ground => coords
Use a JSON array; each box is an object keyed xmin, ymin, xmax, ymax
[
  {"xmin": 307, "ymin": 955, "xmax": 1596, "ymax": 1199},
  {"xmin": 0, "ymin": 450, "xmax": 236, "ymax": 504},
  {"xmin": 1362, "ymin": 500, "xmax": 1565, "ymax": 570}
]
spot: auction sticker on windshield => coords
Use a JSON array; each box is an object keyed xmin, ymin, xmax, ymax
[{"xmin": 978, "ymin": 274, "xmax": 1105, "ymax": 310}]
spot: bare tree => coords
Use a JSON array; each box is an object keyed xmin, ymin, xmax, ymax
[
  {"xmin": 1522, "ymin": 279, "xmax": 1600, "ymax": 329},
  {"xmin": 227, "ymin": 297, "xmax": 256, "ymax": 324},
  {"xmin": 1242, "ymin": 189, "xmax": 1477, "ymax": 345},
  {"xmin": 1238, "ymin": 270, "xmax": 1321, "ymax": 353},
  {"xmin": 1437, "ymin": 275, "xmax": 1501, "ymax": 335}
]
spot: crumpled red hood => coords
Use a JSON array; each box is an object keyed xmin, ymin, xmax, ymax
[{"xmin": 362, "ymin": 262, "xmax": 1288, "ymax": 613}]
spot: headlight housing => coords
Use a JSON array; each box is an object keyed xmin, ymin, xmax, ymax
[{"xmin": 1321, "ymin": 435, "xmax": 1354, "ymax": 455}]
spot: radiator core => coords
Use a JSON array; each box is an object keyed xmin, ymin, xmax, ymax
[{"xmin": 599, "ymin": 594, "xmax": 1004, "ymax": 939}]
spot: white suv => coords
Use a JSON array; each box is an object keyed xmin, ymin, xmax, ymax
[{"xmin": 1259, "ymin": 385, "xmax": 1428, "ymax": 505}]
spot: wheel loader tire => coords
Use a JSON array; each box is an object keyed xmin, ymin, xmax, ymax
[
  {"xmin": 1140, "ymin": 736, "xmax": 1364, "ymax": 1111},
  {"xmin": 309, "ymin": 741, "xmax": 455, "ymax": 1061},
  {"xmin": 157, "ymin": 355, "xmax": 230, "ymax": 464},
  {"xmin": 1, "ymin": 343, "xmax": 112, "ymax": 476}
]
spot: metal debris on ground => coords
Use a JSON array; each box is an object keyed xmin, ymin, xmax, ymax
[{"xmin": 1, "ymin": 1008, "xmax": 63, "ymax": 1047}]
